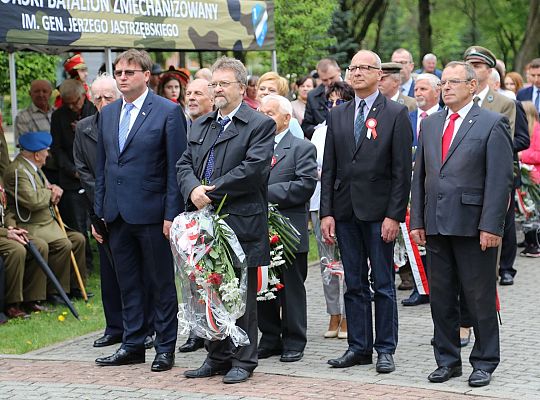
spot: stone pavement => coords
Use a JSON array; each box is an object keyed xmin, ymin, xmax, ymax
[{"xmin": 1, "ymin": 255, "xmax": 540, "ymax": 399}]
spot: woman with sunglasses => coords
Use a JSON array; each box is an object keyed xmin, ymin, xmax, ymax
[{"xmin": 309, "ymin": 81, "xmax": 355, "ymax": 339}]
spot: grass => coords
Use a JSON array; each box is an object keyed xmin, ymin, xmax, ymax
[{"xmin": 0, "ymin": 251, "xmax": 105, "ymax": 355}]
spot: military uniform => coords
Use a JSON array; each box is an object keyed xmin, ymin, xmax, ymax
[{"xmin": 3, "ymin": 153, "xmax": 86, "ymax": 295}]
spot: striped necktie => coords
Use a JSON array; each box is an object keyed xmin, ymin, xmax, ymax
[
  {"xmin": 204, "ymin": 116, "xmax": 231, "ymax": 183},
  {"xmin": 118, "ymin": 103, "xmax": 135, "ymax": 151}
]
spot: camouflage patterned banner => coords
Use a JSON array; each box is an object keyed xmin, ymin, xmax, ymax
[{"xmin": 0, "ymin": 0, "xmax": 275, "ymax": 51}]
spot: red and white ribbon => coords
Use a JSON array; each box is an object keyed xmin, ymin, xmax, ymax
[
  {"xmin": 366, "ymin": 118, "xmax": 378, "ymax": 139},
  {"xmin": 257, "ymin": 265, "xmax": 269, "ymax": 293},
  {"xmin": 400, "ymin": 212, "xmax": 429, "ymax": 295}
]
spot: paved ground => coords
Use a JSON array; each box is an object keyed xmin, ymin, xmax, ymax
[{"xmin": 1, "ymin": 253, "xmax": 539, "ymax": 399}]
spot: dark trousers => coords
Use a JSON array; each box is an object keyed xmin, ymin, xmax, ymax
[
  {"xmin": 258, "ymin": 252, "xmax": 308, "ymax": 352},
  {"xmin": 335, "ymin": 218, "xmax": 398, "ymax": 355},
  {"xmin": 108, "ymin": 218, "xmax": 177, "ymax": 353},
  {"xmin": 499, "ymin": 189, "xmax": 517, "ymax": 277},
  {"xmin": 0, "ymin": 257, "xmax": 5, "ymax": 311},
  {"xmin": 427, "ymin": 234, "xmax": 499, "ymax": 373},
  {"xmin": 207, "ymin": 267, "xmax": 258, "ymax": 372}
]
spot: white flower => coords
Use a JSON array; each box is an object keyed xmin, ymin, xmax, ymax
[
  {"xmin": 268, "ymin": 276, "xmax": 280, "ymax": 285},
  {"xmin": 265, "ymin": 292, "xmax": 276, "ymax": 300}
]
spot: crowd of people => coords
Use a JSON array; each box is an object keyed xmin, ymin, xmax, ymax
[{"xmin": 0, "ymin": 45, "xmax": 539, "ymax": 389}]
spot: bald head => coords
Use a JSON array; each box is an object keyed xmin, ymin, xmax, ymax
[
  {"xmin": 30, "ymin": 80, "xmax": 53, "ymax": 112},
  {"xmin": 391, "ymin": 48, "xmax": 414, "ymax": 83},
  {"xmin": 186, "ymin": 78, "xmax": 214, "ymax": 120}
]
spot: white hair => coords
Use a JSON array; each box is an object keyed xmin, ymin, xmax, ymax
[
  {"xmin": 415, "ymin": 73, "xmax": 440, "ymax": 89},
  {"xmin": 489, "ymin": 68, "xmax": 501, "ymax": 83},
  {"xmin": 261, "ymin": 94, "xmax": 293, "ymax": 116},
  {"xmin": 92, "ymin": 73, "xmax": 121, "ymax": 97},
  {"xmin": 423, "ymin": 53, "xmax": 437, "ymax": 62}
]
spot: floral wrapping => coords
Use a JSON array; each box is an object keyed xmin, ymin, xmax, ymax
[
  {"xmin": 170, "ymin": 205, "xmax": 249, "ymax": 347},
  {"xmin": 315, "ymin": 235, "xmax": 344, "ymax": 286}
]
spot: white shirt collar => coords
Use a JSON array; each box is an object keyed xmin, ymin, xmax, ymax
[
  {"xmin": 447, "ymin": 100, "xmax": 475, "ymax": 121},
  {"xmin": 475, "ymin": 85, "xmax": 490, "ymax": 106},
  {"xmin": 218, "ymin": 101, "xmax": 242, "ymax": 122},
  {"xmin": 274, "ymin": 129, "xmax": 289, "ymax": 147},
  {"xmin": 401, "ymin": 77, "xmax": 413, "ymax": 93},
  {"xmin": 122, "ymin": 87, "xmax": 148, "ymax": 109},
  {"xmin": 355, "ymin": 90, "xmax": 379, "ymax": 112},
  {"xmin": 390, "ymin": 91, "xmax": 399, "ymax": 102},
  {"xmin": 420, "ymin": 103, "xmax": 440, "ymax": 116}
]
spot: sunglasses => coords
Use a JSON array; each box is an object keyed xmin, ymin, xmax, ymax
[{"xmin": 326, "ymin": 99, "xmax": 347, "ymax": 109}]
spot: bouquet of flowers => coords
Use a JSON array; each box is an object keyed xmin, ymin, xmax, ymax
[
  {"xmin": 315, "ymin": 235, "xmax": 344, "ymax": 285},
  {"xmin": 256, "ymin": 204, "xmax": 300, "ymax": 301},
  {"xmin": 170, "ymin": 198, "xmax": 249, "ymax": 347},
  {"xmin": 517, "ymin": 165, "xmax": 539, "ymax": 219}
]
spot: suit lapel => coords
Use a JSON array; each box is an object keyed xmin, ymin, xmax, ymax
[
  {"xmin": 353, "ymin": 93, "xmax": 385, "ymax": 157},
  {"xmin": 442, "ymin": 105, "xmax": 480, "ymax": 166},
  {"xmin": 272, "ymin": 130, "xmax": 292, "ymax": 169},
  {"xmin": 120, "ymin": 92, "xmax": 153, "ymax": 153},
  {"xmin": 111, "ymin": 101, "xmax": 122, "ymax": 158}
]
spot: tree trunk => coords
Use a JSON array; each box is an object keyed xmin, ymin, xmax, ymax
[
  {"xmin": 515, "ymin": 0, "xmax": 540, "ymax": 73},
  {"xmin": 418, "ymin": 0, "xmax": 432, "ymax": 59}
]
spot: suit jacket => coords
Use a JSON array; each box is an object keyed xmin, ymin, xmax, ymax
[
  {"xmin": 301, "ymin": 84, "xmax": 327, "ymax": 139},
  {"xmin": 405, "ymin": 80, "xmax": 415, "ymax": 98},
  {"xmin": 73, "ymin": 114, "xmax": 98, "ymax": 204},
  {"xmin": 51, "ymin": 99, "xmax": 96, "ymax": 190},
  {"xmin": 481, "ymin": 87, "xmax": 516, "ymax": 137},
  {"xmin": 320, "ymin": 93, "xmax": 412, "ymax": 222},
  {"xmin": 410, "ymin": 104, "xmax": 513, "ymax": 237},
  {"xmin": 516, "ymin": 86, "xmax": 534, "ymax": 101},
  {"xmin": 176, "ymin": 102, "xmax": 276, "ymax": 268},
  {"xmin": 268, "ymin": 131, "xmax": 317, "ymax": 253},
  {"xmin": 396, "ymin": 92, "xmax": 417, "ymax": 113},
  {"xmin": 94, "ymin": 91, "xmax": 186, "ymax": 224},
  {"xmin": 409, "ymin": 106, "xmax": 444, "ymax": 147}
]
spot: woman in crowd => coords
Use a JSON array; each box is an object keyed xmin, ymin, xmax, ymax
[
  {"xmin": 504, "ymin": 72, "xmax": 524, "ymax": 95},
  {"xmin": 158, "ymin": 66, "xmax": 190, "ymax": 108},
  {"xmin": 291, "ymin": 76, "xmax": 316, "ymax": 125},
  {"xmin": 310, "ymin": 81, "xmax": 355, "ymax": 339},
  {"xmin": 257, "ymin": 72, "xmax": 305, "ymax": 139},
  {"xmin": 244, "ymin": 75, "xmax": 260, "ymax": 109}
]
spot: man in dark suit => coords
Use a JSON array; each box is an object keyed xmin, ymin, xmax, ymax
[
  {"xmin": 94, "ymin": 49, "xmax": 186, "ymax": 372},
  {"xmin": 320, "ymin": 50, "xmax": 412, "ymax": 373},
  {"xmin": 516, "ymin": 58, "xmax": 540, "ymax": 113},
  {"xmin": 391, "ymin": 48, "xmax": 415, "ymax": 97},
  {"xmin": 301, "ymin": 58, "xmax": 342, "ymax": 139},
  {"xmin": 177, "ymin": 56, "xmax": 275, "ymax": 384},
  {"xmin": 257, "ymin": 94, "xmax": 317, "ymax": 363},
  {"xmin": 410, "ymin": 61, "xmax": 513, "ymax": 387}
]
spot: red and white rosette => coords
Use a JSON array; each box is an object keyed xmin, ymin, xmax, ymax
[
  {"xmin": 366, "ymin": 118, "xmax": 378, "ymax": 139},
  {"xmin": 271, "ymin": 155, "xmax": 277, "ymax": 168}
]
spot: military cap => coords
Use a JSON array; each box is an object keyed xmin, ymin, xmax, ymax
[
  {"xmin": 380, "ymin": 62, "xmax": 403, "ymax": 75},
  {"xmin": 63, "ymin": 54, "xmax": 87, "ymax": 73},
  {"xmin": 463, "ymin": 46, "xmax": 496, "ymax": 68},
  {"xmin": 151, "ymin": 63, "xmax": 163, "ymax": 75},
  {"xmin": 19, "ymin": 132, "xmax": 52, "ymax": 152}
]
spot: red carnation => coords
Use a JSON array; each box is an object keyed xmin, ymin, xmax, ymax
[
  {"xmin": 270, "ymin": 235, "xmax": 280, "ymax": 245},
  {"xmin": 207, "ymin": 273, "xmax": 223, "ymax": 286},
  {"xmin": 275, "ymin": 283, "xmax": 285, "ymax": 290}
]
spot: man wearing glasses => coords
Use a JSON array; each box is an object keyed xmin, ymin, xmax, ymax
[
  {"xmin": 391, "ymin": 48, "xmax": 416, "ymax": 97},
  {"xmin": 94, "ymin": 49, "xmax": 186, "ymax": 372},
  {"xmin": 410, "ymin": 62, "xmax": 513, "ymax": 387},
  {"xmin": 320, "ymin": 50, "xmax": 412, "ymax": 373},
  {"xmin": 177, "ymin": 56, "xmax": 275, "ymax": 384}
]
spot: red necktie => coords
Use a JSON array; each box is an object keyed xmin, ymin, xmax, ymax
[{"xmin": 441, "ymin": 113, "xmax": 460, "ymax": 161}]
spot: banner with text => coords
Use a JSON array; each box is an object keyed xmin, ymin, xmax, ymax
[{"xmin": 0, "ymin": 0, "xmax": 274, "ymax": 50}]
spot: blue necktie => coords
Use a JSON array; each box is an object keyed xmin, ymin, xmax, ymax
[
  {"xmin": 354, "ymin": 100, "xmax": 366, "ymax": 144},
  {"xmin": 118, "ymin": 103, "xmax": 135, "ymax": 151},
  {"xmin": 204, "ymin": 116, "xmax": 231, "ymax": 183},
  {"xmin": 535, "ymin": 89, "xmax": 540, "ymax": 114}
]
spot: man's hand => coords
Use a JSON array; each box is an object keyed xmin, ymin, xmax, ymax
[
  {"xmin": 189, "ymin": 185, "xmax": 215, "ymax": 210},
  {"xmin": 480, "ymin": 231, "xmax": 502, "ymax": 251},
  {"xmin": 91, "ymin": 225, "xmax": 104, "ymax": 244},
  {"xmin": 6, "ymin": 227, "xmax": 29, "ymax": 244},
  {"xmin": 49, "ymin": 184, "xmax": 64, "ymax": 205},
  {"xmin": 381, "ymin": 217, "xmax": 399, "ymax": 243},
  {"xmin": 163, "ymin": 220, "xmax": 172, "ymax": 239},
  {"xmin": 410, "ymin": 229, "xmax": 426, "ymax": 246},
  {"xmin": 321, "ymin": 216, "xmax": 336, "ymax": 245}
]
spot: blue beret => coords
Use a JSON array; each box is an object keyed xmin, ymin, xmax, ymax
[{"xmin": 19, "ymin": 132, "xmax": 52, "ymax": 152}]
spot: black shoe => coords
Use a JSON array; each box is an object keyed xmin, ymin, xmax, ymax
[
  {"xmin": 178, "ymin": 337, "xmax": 204, "ymax": 353},
  {"xmin": 520, "ymin": 245, "xmax": 540, "ymax": 257},
  {"xmin": 151, "ymin": 352, "xmax": 175, "ymax": 372},
  {"xmin": 376, "ymin": 353, "xmax": 395, "ymax": 373},
  {"xmin": 184, "ymin": 361, "xmax": 230, "ymax": 378},
  {"xmin": 144, "ymin": 335, "xmax": 154, "ymax": 350},
  {"xmin": 401, "ymin": 291, "xmax": 429, "ymax": 306},
  {"xmin": 93, "ymin": 334, "xmax": 122, "ymax": 348},
  {"xmin": 468, "ymin": 369, "xmax": 491, "ymax": 387},
  {"xmin": 460, "ymin": 329, "xmax": 472, "ymax": 347},
  {"xmin": 280, "ymin": 350, "xmax": 303, "ymax": 362},
  {"xmin": 46, "ymin": 294, "xmax": 66, "ymax": 306},
  {"xmin": 223, "ymin": 367, "xmax": 252, "ymax": 384},
  {"xmin": 69, "ymin": 289, "xmax": 94, "ymax": 300},
  {"xmin": 95, "ymin": 348, "xmax": 145, "ymax": 366},
  {"xmin": 327, "ymin": 350, "xmax": 372, "ymax": 368},
  {"xmin": 499, "ymin": 272, "xmax": 514, "ymax": 286},
  {"xmin": 257, "ymin": 347, "xmax": 282, "ymax": 359},
  {"xmin": 428, "ymin": 366, "xmax": 462, "ymax": 383}
]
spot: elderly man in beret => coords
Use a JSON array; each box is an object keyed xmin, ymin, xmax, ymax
[
  {"xmin": 379, "ymin": 62, "xmax": 417, "ymax": 112},
  {"xmin": 3, "ymin": 132, "xmax": 87, "ymax": 304}
]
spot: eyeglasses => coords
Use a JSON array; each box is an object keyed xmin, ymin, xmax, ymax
[
  {"xmin": 326, "ymin": 99, "xmax": 346, "ymax": 109},
  {"xmin": 437, "ymin": 79, "xmax": 471, "ymax": 87},
  {"xmin": 208, "ymin": 80, "xmax": 240, "ymax": 88},
  {"xmin": 347, "ymin": 65, "xmax": 380, "ymax": 72},
  {"xmin": 93, "ymin": 95, "xmax": 115, "ymax": 102},
  {"xmin": 113, "ymin": 69, "xmax": 145, "ymax": 77},
  {"xmin": 393, "ymin": 60, "xmax": 410, "ymax": 65}
]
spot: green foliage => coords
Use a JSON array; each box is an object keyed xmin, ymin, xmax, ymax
[{"xmin": 274, "ymin": 0, "xmax": 337, "ymax": 78}]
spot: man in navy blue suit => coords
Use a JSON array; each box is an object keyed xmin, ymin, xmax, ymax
[
  {"xmin": 94, "ymin": 49, "xmax": 187, "ymax": 372},
  {"xmin": 517, "ymin": 58, "xmax": 540, "ymax": 113},
  {"xmin": 392, "ymin": 48, "xmax": 416, "ymax": 97}
]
